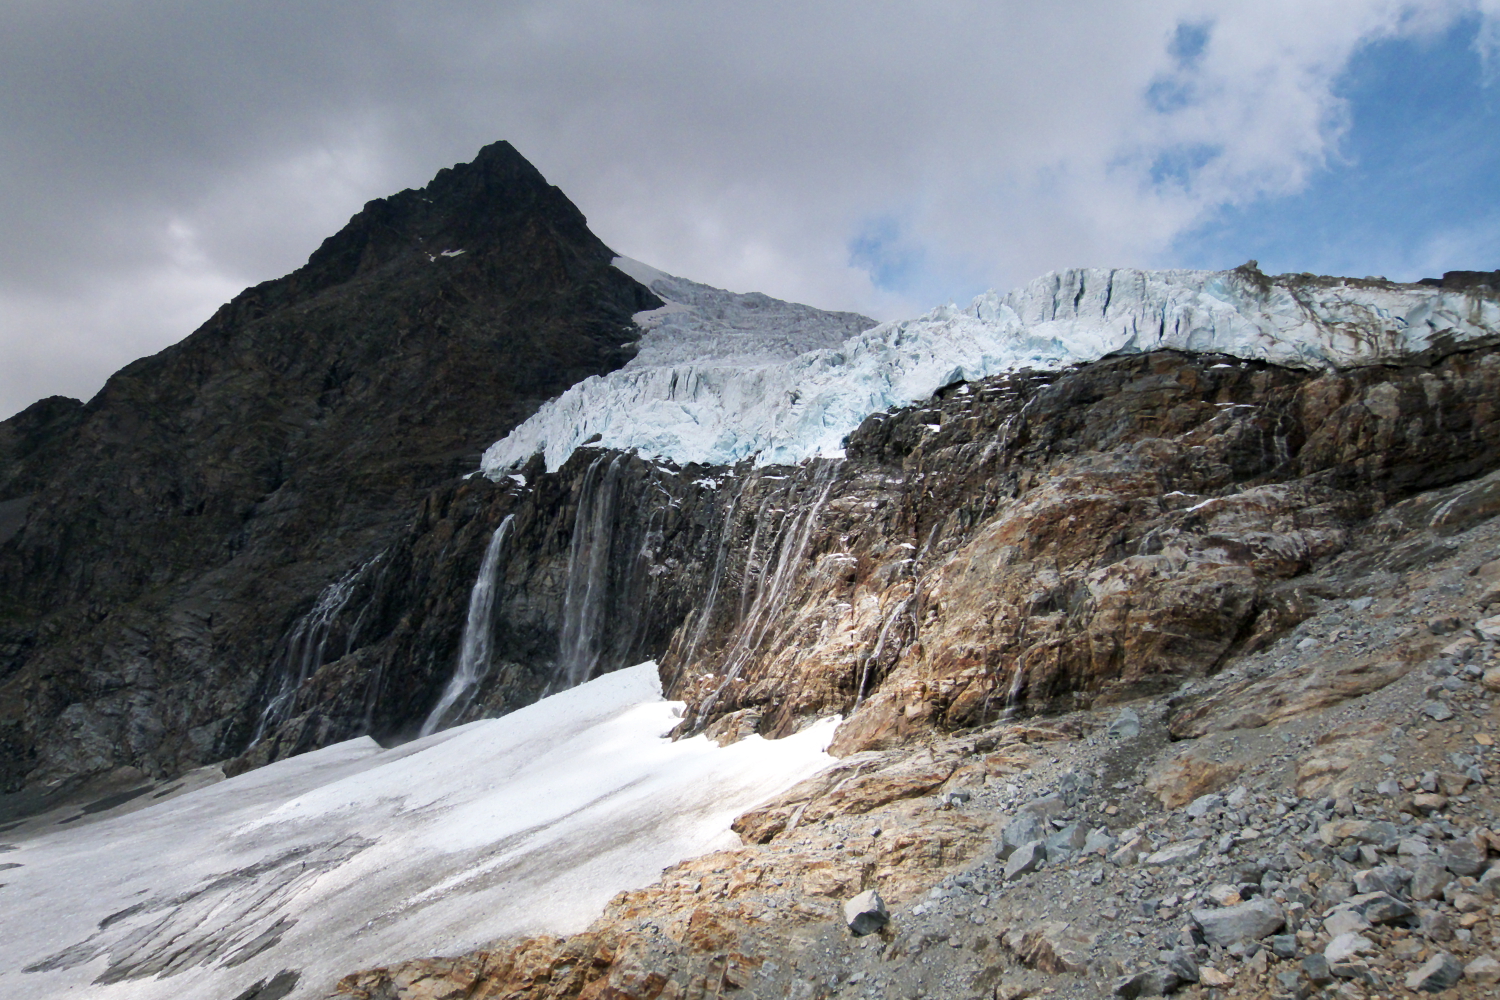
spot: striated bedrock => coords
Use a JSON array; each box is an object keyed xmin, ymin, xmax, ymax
[
  {"xmin": 227, "ymin": 336, "xmax": 1500, "ymax": 772},
  {"xmin": 660, "ymin": 341, "xmax": 1500, "ymax": 751},
  {"xmin": 0, "ymin": 140, "xmax": 661, "ymax": 793}
]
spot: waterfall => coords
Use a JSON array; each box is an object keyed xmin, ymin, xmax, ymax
[
  {"xmin": 420, "ymin": 514, "xmax": 515, "ymax": 737},
  {"xmin": 856, "ymin": 595, "xmax": 910, "ymax": 706},
  {"xmin": 557, "ymin": 455, "xmax": 624, "ymax": 688},
  {"xmin": 695, "ymin": 459, "xmax": 839, "ymax": 727},
  {"xmin": 251, "ymin": 554, "xmax": 383, "ymax": 745},
  {"xmin": 674, "ymin": 476, "xmax": 749, "ymax": 682}
]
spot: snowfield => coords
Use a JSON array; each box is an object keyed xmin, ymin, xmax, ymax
[
  {"xmin": 482, "ymin": 264, "xmax": 1500, "ymax": 474},
  {"xmin": 0, "ymin": 665, "xmax": 836, "ymax": 1000}
]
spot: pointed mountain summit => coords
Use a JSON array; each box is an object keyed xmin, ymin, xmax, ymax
[{"xmin": 0, "ymin": 142, "xmax": 658, "ymax": 797}]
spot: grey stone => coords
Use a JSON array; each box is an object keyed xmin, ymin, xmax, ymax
[
  {"xmin": 1466, "ymin": 956, "xmax": 1500, "ymax": 985},
  {"xmin": 1441, "ymin": 839, "xmax": 1487, "ymax": 876},
  {"xmin": 1270, "ymin": 934, "xmax": 1297, "ymax": 960},
  {"xmin": 1411, "ymin": 859, "xmax": 1453, "ymax": 900},
  {"xmin": 1347, "ymin": 890, "xmax": 1415, "ymax": 924},
  {"xmin": 1420, "ymin": 908, "xmax": 1455, "ymax": 941},
  {"xmin": 1405, "ymin": 952, "xmax": 1463, "ymax": 992},
  {"xmin": 1376, "ymin": 778, "xmax": 1401, "ymax": 797},
  {"xmin": 1323, "ymin": 909, "xmax": 1369, "ymax": 937},
  {"xmin": 1317, "ymin": 879, "xmax": 1353, "ymax": 910},
  {"xmin": 1021, "ymin": 794, "xmax": 1066, "ymax": 818},
  {"xmin": 1084, "ymin": 827, "xmax": 1118, "ymax": 855},
  {"xmin": 1191, "ymin": 898, "xmax": 1285, "ymax": 947},
  {"xmin": 1353, "ymin": 865, "xmax": 1411, "ymax": 896},
  {"xmin": 1045, "ymin": 823, "xmax": 1088, "ymax": 860},
  {"xmin": 1330, "ymin": 961, "xmax": 1380, "ymax": 984},
  {"xmin": 1108, "ymin": 707, "xmax": 1141, "ymax": 739},
  {"xmin": 1185, "ymin": 793, "xmax": 1222, "ymax": 818},
  {"xmin": 1112, "ymin": 969, "xmax": 1180, "ymax": 998},
  {"xmin": 1361, "ymin": 821, "xmax": 1402, "ymax": 850},
  {"xmin": 1302, "ymin": 954, "xmax": 1334, "ymax": 985},
  {"xmin": 842, "ymin": 889, "xmax": 889, "ymax": 936},
  {"xmin": 1423, "ymin": 700, "xmax": 1455, "ymax": 721},
  {"xmin": 1143, "ymin": 839, "xmax": 1205, "ymax": 866},
  {"xmin": 998, "ymin": 812, "xmax": 1045, "ymax": 857},
  {"xmin": 1324, "ymin": 931, "xmax": 1375, "ymax": 963},
  {"xmin": 1165, "ymin": 946, "xmax": 1199, "ymax": 983},
  {"xmin": 1399, "ymin": 836, "xmax": 1434, "ymax": 857},
  {"xmin": 1005, "ymin": 840, "xmax": 1047, "ymax": 880}
]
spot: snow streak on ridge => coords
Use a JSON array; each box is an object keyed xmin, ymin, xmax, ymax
[{"xmin": 482, "ymin": 264, "xmax": 1500, "ymax": 475}]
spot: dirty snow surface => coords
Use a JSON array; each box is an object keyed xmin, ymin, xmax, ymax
[
  {"xmin": 0, "ymin": 664, "xmax": 837, "ymax": 1000},
  {"xmin": 482, "ymin": 265, "xmax": 1500, "ymax": 473}
]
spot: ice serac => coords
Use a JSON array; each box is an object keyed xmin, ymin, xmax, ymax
[{"xmin": 482, "ymin": 264, "xmax": 1500, "ymax": 474}]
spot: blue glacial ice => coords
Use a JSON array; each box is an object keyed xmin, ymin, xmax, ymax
[{"xmin": 482, "ymin": 262, "xmax": 1500, "ymax": 475}]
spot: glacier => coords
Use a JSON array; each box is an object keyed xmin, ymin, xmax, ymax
[
  {"xmin": 481, "ymin": 263, "xmax": 1500, "ymax": 474},
  {"xmin": 0, "ymin": 664, "xmax": 835, "ymax": 1000}
]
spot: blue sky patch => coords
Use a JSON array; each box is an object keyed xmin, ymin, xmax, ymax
[{"xmin": 1170, "ymin": 15, "xmax": 1500, "ymax": 279}]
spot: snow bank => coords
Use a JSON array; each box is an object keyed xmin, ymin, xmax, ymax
[
  {"xmin": 0, "ymin": 664, "xmax": 836, "ymax": 1000},
  {"xmin": 482, "ymin": 266, "xmax": 1499, "ymax": 473}
]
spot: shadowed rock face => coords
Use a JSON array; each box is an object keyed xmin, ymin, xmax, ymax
[{"xmin": 0, "ymin": 141, "xmax": 660, "ymax": 794}]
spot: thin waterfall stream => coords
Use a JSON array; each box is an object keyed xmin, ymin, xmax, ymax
[
  {"xmin": 421, "ymin": 515, "xmax": 515, "ymax": 736},
  {"xmin": 556, "ymin": 455, "xmax": 623, "ymax": 689},
  {"xmin": 694, "ymin": 459, "xmax": 839, "ymax": 728},
  {"xmin": 251, "ymin": 553, "xmax": 384, "ymax": 746}
]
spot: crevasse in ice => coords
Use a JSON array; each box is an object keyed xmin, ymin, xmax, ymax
[{"xmin": 482, "ymin": 262, "xmax": 1499, "ymax": 475}]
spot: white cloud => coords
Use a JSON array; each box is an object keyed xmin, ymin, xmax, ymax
[{"xmin": 0, "ymin": 1, "xmax": 1494, "ymax": 419}]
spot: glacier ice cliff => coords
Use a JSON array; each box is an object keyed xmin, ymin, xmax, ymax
[{"xmin": 482, "ymin": 264, "xmax": 1500, "ymax": 474}]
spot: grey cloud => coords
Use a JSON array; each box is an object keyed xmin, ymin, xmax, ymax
[{"xmin": 0, "ymin": 1, "xmax": 1490, "ymax": 419}]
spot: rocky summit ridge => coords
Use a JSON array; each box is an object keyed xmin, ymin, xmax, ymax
[
  {"xmin": 0, "ymin": 140, "xmax": 660, "ymax": 798},
  {"xmin": 1, "ymin": 141, "xmax": 1500, "ymax": 1000}
]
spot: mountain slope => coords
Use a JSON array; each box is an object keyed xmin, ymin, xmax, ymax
[{"xmin": 0, "ymin": 141, "xmax": 660, "ymax": 795}]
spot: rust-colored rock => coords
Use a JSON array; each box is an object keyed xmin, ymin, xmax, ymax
[{"xmin": 1145, "ymin": 751, "xmax": 1243, "ymax": 809}]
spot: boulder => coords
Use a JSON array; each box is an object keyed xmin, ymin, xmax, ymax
[
  {"xmin": 1352, "ymin": 865, "xmax": 1411, "ymax": 896},
  {"xmin": 1466, "ymin": 956, "xmax": 1500, "ymax": 985},
  {"xmin": 1108, "ymin": 707, "xmax": 1141, "ymax": 739},
  {"xmin": 1001, "ymin": 920, "xmax": 1093, "ymax": 973},
  {"xmin": 1346, "ymin": 891, "xmax": 1415, "ymax": 925},
  {"xmin": 998, "ymin": 812, "xmax": 1046, "ymax": 858},
  {"xmin": 1005, "ymin": 840, "xmax": 1047, "ymax": 880},
  {"xmin": 1191, "ymin": 899, "xmax": 1284, "ymax": 947},
  {"xmin": 1112, "ymin": 969, "xmax": 1180, "ymax": 998},
  {"xmin": 842, "ymin": 889, "xmax": 889, "ymax": 936},
  {"xmin": 1405, "ymin": 952, "xmax": 1463, "ymax": 992},
  {"xmin": 1410, "ymin": 859, "xmax": 1452, "ymax": 901},
  {"xmin": 1442, "ymin": 839, "xmax": 1487, "ymax": 876},
  {"xmin": 1324, "ymin": 932, "xmax": 1375, "ymax": 964},
  {"xmin": 1143, "ymin": 839, "xmax": 1205, "ymax": 866}
]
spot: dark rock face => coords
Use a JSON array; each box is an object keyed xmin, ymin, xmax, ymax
[{"xmin": 0, "ymin": 141, "xmax": 659, "ymax": 794}]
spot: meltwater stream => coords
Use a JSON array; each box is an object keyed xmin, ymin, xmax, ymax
[
  {"xmin": 557, "ymin": 455, "xmax": 624, "ymax": 689},
  {"xmin": 421, "ymin": 515, "xmax": 515, "ymax": 736}
]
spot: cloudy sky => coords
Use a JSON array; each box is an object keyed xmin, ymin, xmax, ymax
[{"xmin": 2, "ymin": 1, "xmax": 1498, "ymax": 420}]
